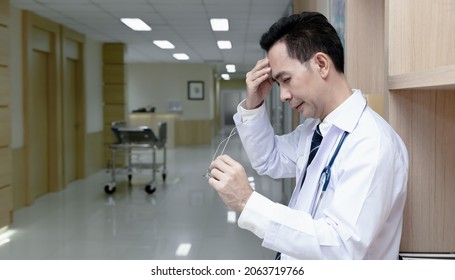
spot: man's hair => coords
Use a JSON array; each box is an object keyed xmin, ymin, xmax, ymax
[{"xmin": 260, "ymin": 12, "xmax": 344, "ymax": 73}]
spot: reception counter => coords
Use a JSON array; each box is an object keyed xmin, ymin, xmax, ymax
[
  {"xmin": 128, "ymin": 113, "xmax": 178, "ymax": 148},
  {"xmin": 127, "ymin": 113, "xmax": 212, "ymax": 148}
]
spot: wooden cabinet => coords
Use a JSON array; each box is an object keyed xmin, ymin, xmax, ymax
[
  {"xmin": 386, "ymin": 0, "xmax": 455, "ymax": 252},
  {"xmin": 345, "ymin": 0, "xmax": 455, "ymax": 253}
]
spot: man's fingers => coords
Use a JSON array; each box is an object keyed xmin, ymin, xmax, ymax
[
  {"xmin": 254, "ymin": 58, "xmax": 269, "ymax": 70},
  {"xmin": 209, "ymin": 155, "xmax": 245, "ymax": 182},
  {"xmin": 209, "ymin": 155, "xmax": 230, "ymax": 171},
  {"xmin": 213, "ymin": 155, "xmax": 243, "ymax": 173},
  {"xmin": 247, "ymin": 59, "xmax": 270, "ymax": 80},
  {"xmin": 247, "ymin": 67, "xmax": 270, "ymax": 82},
  {"xmin": 210, "ymin": 166, "xmax": 229, "ymax": 181},
  {"xmin": 217, "ymin": 154, "xmax": 239, "ymax": 167}
]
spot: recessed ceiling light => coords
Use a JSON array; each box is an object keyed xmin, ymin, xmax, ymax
[
  {"xmin": 217, "ymin": 40, "xmax": 232, "ymax": 49},
  {"xmin": 173, "ymin": 53, "xmax": 189, "ymax": 60},
  {"xmin": 120, "ymin": 18, "xmax": 151, "ymax": 31},
  {"xmin": 226, "ymin": 64, "xmax": 236, "ymax": 73},
  {"xmin": 221, "ymin": 74, "xmax": 230, "ymax": 80},
  {"xmin": 210, "ymin": 18, "xmax": 229, "ymax": 31},
  {"xmin": 153, "ymin": 40, "xmax": 175, "ymax": 49}
]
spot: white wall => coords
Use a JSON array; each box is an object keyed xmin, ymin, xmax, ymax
[
  {"xmin": 84, "ymin": 38, "xmax": 103, "ymax": 133},
  {"xmin": 127, "ymin": 63, "xmax": 213, "ymax": 120}
]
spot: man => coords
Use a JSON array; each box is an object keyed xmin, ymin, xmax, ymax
[{"xmin": 208, "ymin": 12, "xmax": 408, "ymax": 259}]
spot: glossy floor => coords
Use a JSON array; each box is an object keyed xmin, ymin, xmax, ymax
[{"xmin": 0, "ymin": 129, "xmax": 287, "ymax": 260}]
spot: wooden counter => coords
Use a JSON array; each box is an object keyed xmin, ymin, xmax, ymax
[{"xmin": 128, "ymin": 113, "xmax": 179, "ymax": 148}]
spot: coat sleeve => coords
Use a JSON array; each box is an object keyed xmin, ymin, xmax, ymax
[{"xmin": 233, "ymin": 106, "xmax": 304, "ymax": 179}]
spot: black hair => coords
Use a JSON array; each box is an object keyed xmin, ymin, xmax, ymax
[{"xmin": 260, "ymin": 12, "xmax": 344, "ymax": 73}]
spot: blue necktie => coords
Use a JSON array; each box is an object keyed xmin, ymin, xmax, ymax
[
  {"xmin": 275, "ymin": 124, "xmax": 323, "ymax": 260},
  {"xmin": 299, "ymin": 124, "xmax": 323, "ymax": 189},
  {"xmin": 308, "ymin": 124, "xmax": 323, "ymax": 167}
]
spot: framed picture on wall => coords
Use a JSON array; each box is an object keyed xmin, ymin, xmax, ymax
[{"xmin": 188, "ymin": 81, "xmax": 204, "ymax": 100}]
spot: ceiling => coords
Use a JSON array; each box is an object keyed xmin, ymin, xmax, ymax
[{"xmin": 11, "ymin": 0, "xmax": 292, "ymax": 79}]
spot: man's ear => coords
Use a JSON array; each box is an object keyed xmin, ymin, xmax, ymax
[{"xmin": 313, "ymin": 52, "xmax": 329, "ymax": 78}]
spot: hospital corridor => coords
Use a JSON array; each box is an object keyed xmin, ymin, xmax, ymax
[
  {"xmin": 1, "ymin": 0, "xmax": 454, "ymax": 266},
  {"xmin": 0, "ymin": 128, "xmax": 284, "ymax": 260}
]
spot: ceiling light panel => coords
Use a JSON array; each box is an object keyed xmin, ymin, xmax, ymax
[
  {"xmin": 210, "ymin": 18, "xmax": 229, "ymax": 31},
  {"xmin": 221, "ymin": 74, "xmax": 230, "ymax": 80},
  {"xmin": 173, "ymin": 53, "xmax": 190, "ymax": 60},
  {"xmin": 153, "ymin": 40, "xmax": 175, "ymax": 49},
  {"xmin": 226, "ymin": 64, "xmax": 236, "ymax": 73},
  {"xmin": 217, "ymin": 40, "xmax": 232, "ymax": 49},
  {"xmin": 120, "ymin": 18, "xmax": 152, "ymax": 31}
]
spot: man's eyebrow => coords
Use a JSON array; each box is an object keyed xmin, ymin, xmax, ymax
[{"xmin": 272, "ymin": 71, "xmax": 286, "ymax": 82}]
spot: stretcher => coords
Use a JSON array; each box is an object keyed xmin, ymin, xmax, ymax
[{"xmin": 104, "ymin": 121, "xmax": 167, "ymax": 194}]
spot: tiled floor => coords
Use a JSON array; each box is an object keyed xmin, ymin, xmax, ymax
[{"xmin": 0, "ymin": 128, "xmax": 287, "ymax": 260}]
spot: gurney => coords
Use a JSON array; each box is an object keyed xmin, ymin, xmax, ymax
[{"xmin": 104, "ymin": 121, "xmax": 167, "ymax": 194}]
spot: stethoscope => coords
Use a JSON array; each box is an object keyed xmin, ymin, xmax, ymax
[{"xmin": 310, "ymin": 130, "xmax": 349, "ymax": 218}]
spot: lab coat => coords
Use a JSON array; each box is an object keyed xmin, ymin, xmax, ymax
[{"xmin": 234, "ymin": 90, "xmax": 409, "ymax": 259}]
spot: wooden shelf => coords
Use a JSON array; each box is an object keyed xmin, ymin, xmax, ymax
[{"xmin": 388, "ymin": 65, "xmax": 455, "ymax": 90}]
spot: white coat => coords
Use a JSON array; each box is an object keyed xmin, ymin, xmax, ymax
[{"xmin": 234, "ymin": 90, "xmax": 409, "ymax": 259}]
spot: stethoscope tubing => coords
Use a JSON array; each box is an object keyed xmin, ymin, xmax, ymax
[{"xmin": 311, "ymin": 130, "xmax": 349, "ymax": 218}]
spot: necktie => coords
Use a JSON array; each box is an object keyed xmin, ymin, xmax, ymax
[
  {"xmin": 275, "ymin": 124, "xmax": 323, "ymax": 260},
  {"xmin": 299, "ymin": 124, "xmax": 323, "ymax": 189},
  {"xmin": 308, "ymin": 124, "xmax": 323, "ymax": 167}
]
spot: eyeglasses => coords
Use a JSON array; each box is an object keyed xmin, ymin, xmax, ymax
[{"xmin": 204, "ymin": 126, "xmax": 238, "ymax": 179}]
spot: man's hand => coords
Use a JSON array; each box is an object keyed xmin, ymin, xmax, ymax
[
  {"xmin": 245, "ymin": 58, "xmax": 274, "ymax": 109},
  {"xmin": 208, "ymin": 155, "xmax": 253, "ymax": 212}
]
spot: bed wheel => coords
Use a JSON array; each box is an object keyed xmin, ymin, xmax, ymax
[{"xmin": 145, "ymin": 182, "xmax": 157, "ymax": 194}]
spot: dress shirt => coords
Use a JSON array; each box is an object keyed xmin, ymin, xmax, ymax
[{"xmin": 233, "ymin": 90, "xmax": 409, "ymax": 259}]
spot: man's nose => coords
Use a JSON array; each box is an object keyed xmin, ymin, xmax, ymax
[{"xmin": 280, "ymin": 87, "xmax": 291, "ymax": 102}]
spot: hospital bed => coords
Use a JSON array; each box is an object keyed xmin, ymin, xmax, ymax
[{"xmin": 104, "ymin": 121, "xmax": 167, "ymax": 194}]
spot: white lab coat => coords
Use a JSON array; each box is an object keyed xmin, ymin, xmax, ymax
[{"xmin": 234, "ymin": 90, "xmax": 409, "ymax": 259}]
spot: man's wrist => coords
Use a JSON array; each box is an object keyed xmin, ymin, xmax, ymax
[
  {"xmin": 239, "ymin": 189, "xmax": 254, "ymax": 212},
  {"xmin": 245, "ymin": 99, "xmax": 264, "ymax": 110}
]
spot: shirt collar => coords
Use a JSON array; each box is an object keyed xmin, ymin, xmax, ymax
[{"xmin": 319, "ymin": 89, "xmax": 367, "ymax": 136}]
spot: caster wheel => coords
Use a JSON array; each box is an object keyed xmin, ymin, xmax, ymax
[
  {"xmin": 104, "ymin": 184, "xmax": 116, "ymax": 194},
  {"xmin": 128, "ymin": 174, "xmax": 132, "ymax": 182},
  {"xmin": 145, "ymin": 182, "xmax": 157, "ymax": 194},
  {"xmin": 162, "ymin": 173, "xmax": 167, "ymax": 182}
]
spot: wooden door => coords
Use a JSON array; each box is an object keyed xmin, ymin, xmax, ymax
[
  {"xmin": 63, "ymin": 58, "xmax": 78, "ymax": 184},
  {"xmin": 62, "ymin": 29, "xmax": 85, "ymax": 184},
  {"xmin": 29, "ymin": 50, "xmax": 49, "ymax": 198},
  {"xmin": 24, "ymin": 12, "xmax": 61, "ymax": 203}
]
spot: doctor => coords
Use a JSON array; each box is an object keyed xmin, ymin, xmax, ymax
[{"xmin": 208, "ymin": 12, "xmax": 409, "ymax": 259}]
